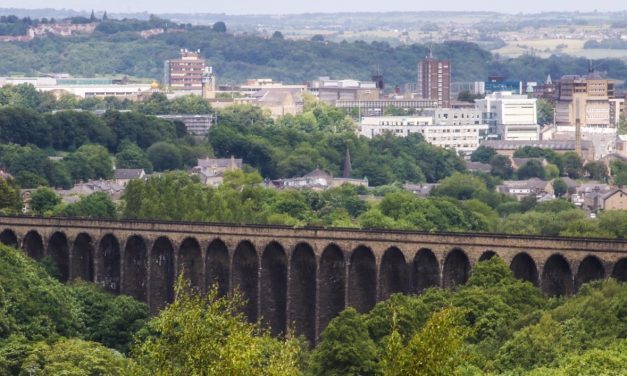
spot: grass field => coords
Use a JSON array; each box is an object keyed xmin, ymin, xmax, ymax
[{"xmin": 493, "ymin": 39, "xmax": 627, "ymax": 61}]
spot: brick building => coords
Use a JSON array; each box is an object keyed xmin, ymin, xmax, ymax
[{"xmin": 418, "ymin": 57, "xmax": 451, "ymax": 107}]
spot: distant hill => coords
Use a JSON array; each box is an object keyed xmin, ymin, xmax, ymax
[{"xmin": 0, "ymin": 20, "xmax": 625, "ymax": 87}]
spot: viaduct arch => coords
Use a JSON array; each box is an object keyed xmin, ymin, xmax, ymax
[{"xmin": 0, "ymin": 216, "xmax": 626, "ymax": 342}]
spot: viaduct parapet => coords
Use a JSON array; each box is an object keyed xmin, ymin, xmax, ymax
[{"xmin": 1, "ymin": 216, "xmax": 626, "ymax": 343}]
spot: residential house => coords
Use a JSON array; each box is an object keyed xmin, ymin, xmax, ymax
[
  {"xmin": 602, "ymin": 188, "xmax": 627, "ymax": 211},
  {"xmin": 271, "ymin": 168, "xmax": 368, "ymax": 191},
  {"xmin": 57, "ymin": 180, "xmax": 126, "ymax": 202},
  {"xmin": 497, "ymin": 178, "xmax": 554, "ymax": 200},
  {"xmin": 571, "ymin": 182, "xmax": 612, "ymax": 212},
  {"xmin": 403, "ymin": 183, "xmax": 439, "ymax": 197},
  {"xmin": 464, "ymin": 161, "xmax": 491, "ymax": 173},
  {"xmin": 193, "ymin": 157, "xmax": 243, "ymax": 186},
  {"xmin": 511, "ymin": 157, "xmax": 547, "ymax": 170},
  {"xmin": 114, "ymin": 169, "xmax": 146, "ymax": 186}
]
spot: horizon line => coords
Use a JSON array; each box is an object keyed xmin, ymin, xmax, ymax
[{"xmin": 1, "ymin": 7, "xmax": 626, "ymax": 17}]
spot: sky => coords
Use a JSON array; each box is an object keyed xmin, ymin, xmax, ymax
[{"xmin": 1, "ymin": 0, "xmax": 625, "ymax": 14}]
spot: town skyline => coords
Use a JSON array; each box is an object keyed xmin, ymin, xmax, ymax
[{"xmin": 1, "ymin": 0, "xmax": 625, "ymax": 15}]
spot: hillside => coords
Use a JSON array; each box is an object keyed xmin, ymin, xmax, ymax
[{"xmin": 0, "ymin": 25, "xmax": 626, "ymax": 86}]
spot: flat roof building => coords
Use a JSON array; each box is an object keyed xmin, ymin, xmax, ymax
[
  {"xmin": 359, "ymin": 114, "xmax": 487, "ymax": 155},
  {"xmin": 555, "ymin": 75, "xmax": 622, "ymax": 128},
  {"xmin": 309, "ymin": 77, "xmax": 379, "ymax": 104},
  {"xmin": 418, "ymin": 57, "xmax": 451, "ymax": 107},
  {"xmin": 335, "ymin": 99, "xmax": 438, "ymax": 117},
  {"xmin": 164, "ymin": 49, "xmax": 207, "ymax": 92},
  {"xmin": 0, "ymin": 76, "xmax": 152, "ymax": 99},
  {"xmin": 475, "ymin": 92, "xmax": 539, "ymax": 141}
]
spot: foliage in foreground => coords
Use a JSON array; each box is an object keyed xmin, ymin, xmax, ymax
[
  {"xmin": 1, "ymin": 243, "xmax": 626, "ymax": 375},
  {"xmin": 309, "ymin": 258, "xmax": 627, "ymax": 375},
  {"xmin": 132, "ymin": 279, "xmax": 305, "ymax": 375},
  {"xmin": 0, "ymin": 244, "xmax": 149, "ymax": 374}
]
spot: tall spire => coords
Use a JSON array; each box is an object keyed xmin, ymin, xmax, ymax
[{"xmin": 342, "ymin": 147, "xmax": 352, "ymax": 179}]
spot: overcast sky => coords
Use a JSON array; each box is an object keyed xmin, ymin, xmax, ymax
[{"xmin": 1, "ymin": 0, "xmax": 625, "ymax": 14}]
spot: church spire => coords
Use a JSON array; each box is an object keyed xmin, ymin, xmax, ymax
[{"xmin": 342, "ymin": 146, "xmax": 352, "ymax": 178}]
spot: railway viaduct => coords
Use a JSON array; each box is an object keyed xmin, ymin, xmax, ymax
[{"xmin": 1, "ymin": 216, "xmax": 626, "ymax": 343}]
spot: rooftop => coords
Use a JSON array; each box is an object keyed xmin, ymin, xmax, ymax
[
  {"xmin": 481, "ymin": 139, "xmax": 591, "ymax": 151},
  {"xmin": 197, "ymin": 157, "xmax": 243, "ymax": 169},
  {"xmin": 114, "ymin": 169, "xmax": 145, "ymax": 180},
  {"xmin": 464, "ymin": 161, "xmax": 491, "ymax": 173}
]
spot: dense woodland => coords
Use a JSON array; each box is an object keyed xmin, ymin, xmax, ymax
[
  {"xmin": 0, "ymin": 16, "xmax": 627, "ymax": 86},
  {"xmin": 0, "ymin": 243, "xmax": 625, "ymax": 375}
]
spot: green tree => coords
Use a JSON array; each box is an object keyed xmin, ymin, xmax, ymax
[
  {"xmin": 495, "ymin": 314, "xmax": 571, "ymax": 371},
  {"xmin": 30, "ymin": 187, "xmax": 60, "ymax": 215},
  {"xmin": 146, "ymin": 142, "xmax": 182, "ymax": 171},
  {"xmin": 53, "ymin": 192, "xmax": 117, "ymax": 218},
  {"xmin": 310, "ymin": 308, "xmax": 380, "ymax": 376},
  {"xmin": 64, "ymin": 144, "xmax": 114, "ymax": 181},
  {"xmin": 212, "ymin": 21, "xmax": 227, "ymax": 32},
  {"xmin": 536, "ymin": 99, "xmax": 554, "ymax": 125},
  {"xmin": 470, "ymin": 145, "xmax": 497, "ymax": 164},
  {"xmin": 562, "ymin": 152, "xmax": 583, "ymax": 179},
  {"xmin": 618, "ymin": 115, "xmax": 626, "ymax": 134},
  {"xmin": 490, "ymin": 155, "xmax": 513, "ymax": 179},
  {"xmin": 168, "ymin": 95, "xmax": 212, "ymax": 115},
  {"xmin": 0, "ymin": 144, "xmax": 50, "ymax": 180},
  {"xmin": 358, "ymin": 208, "xmax": 401, "ymax": 230},
  {"xmin": 132, "ymin": 279, "xmax": 303, "ymax": 375},
  {"xmin": 598, "ymin": 210, "xmax": 627, "ymax": 238},
  {"xmin": 0, "ymin": 177, "xmax": 21, "ymax": 213},
  {"xmin": 552, "ymin": 178, "xmax": 568, "ymax": 198},
  {"xmin": 46, "ymin": 161, "xmax": 73, "ymax": 189},
  {"xmin": 45, "ymin": 111, "xmax": 114, "ymax": 151},
  {"xmin": 0, "ymin": 244, "xmax": 84, "ymax": 341},
  {"xmin": 0, "ymin": 106, "xmax": 50, "ymax": 147},
  {"xmin": 20, "ymin": 338, "xmax": 130, "ymax": 375},
  {"xmin": 583, "ymin": 161, "xmax": 608, "ymax": 181},
  {"xmin": 544, "ymin": 163, "xmax": 560, "ymax": 179},
  {"xmin": 14, "ymin": 171, "xmax": 48, "ymax": 189},
  {"xmin": 517, "ymin": 160, "xmax": 546, "ymax": 180},
  {"xmin": 557, "ymin": 341, "xmax": 627, "ymax": 376},
  {"xmin": 115, "ymin": 142, "xmax": 153, "ymax": 173},
  {"xmin": 382, "ymin": 307, "xmax": 469, "ymax": 376},
  {"xmin": 533, "ymin": 199, "xmax": 576, "ymax": 213},
  {"xmin": 69, "ymin": 282, "xmax": 149, "ymax": 353},
  {"xmin": 457, "ymin": 90, "xmax": 484, "ymax": 103},
  {"xmin": 614, "ymin": 171, "xmax": 627, "ymax": 187},
  {"xmin": 431, "ymin": 172, "xmax": 488, "ymax": 200}
]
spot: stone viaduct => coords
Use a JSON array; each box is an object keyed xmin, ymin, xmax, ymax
[{"xmin": 1, "ymin": 216, "xmax": 626, "ymax": 343}]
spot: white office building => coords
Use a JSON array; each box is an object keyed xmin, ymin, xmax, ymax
[
  {"xmin": 358, "ymin": 114, "xmax": 488, "ymax": 155},
  {"xmin": 0, "ymin": 76, "xmax": 152, "ymax": 99},
  {"xmin": 475, "ymin": 92, "xmax": 539, "ymax": 141}
]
